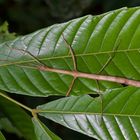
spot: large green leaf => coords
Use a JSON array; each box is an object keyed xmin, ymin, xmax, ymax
[
  {"xmin": 32, "ymin": 117, "xmax": 61, "ymax": 140},
  {"xmin": 0, "ymin": 94, "xmax": 37, "ymax": 140},
  {"xmin": 0, "ymin": 7, "xmax": 140, "ymax": 96},
  {"xmin": 37, "ymin": 86, "xmax": 140, "ymax": 140},
  {"xmin": 0, "ymin": 131, "xmax": 5, "ymax": 140}
]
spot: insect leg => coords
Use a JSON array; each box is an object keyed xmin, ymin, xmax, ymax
[
  {"xmin": 62, "ymin": 34, "xmax": 77, "ymax": 96},
  {"xmin": 96, "ymin": 41, "xmax": 120, "ymax": 121}
]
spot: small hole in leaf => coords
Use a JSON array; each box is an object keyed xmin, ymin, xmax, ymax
[
  {"xmin": 89, "ymin": 94, "xmax": 99, "ymax": 98},
  {"xmin": 121, "ymin": 83, "xmax": 128, "ymax": 87}
]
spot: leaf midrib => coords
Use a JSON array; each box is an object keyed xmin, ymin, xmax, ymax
[
  {"xmin": 0, "ymin": 48, "xmax": 139, "ymax": 67},
  {"xmin": 38, "ymin": 110, "xmax": 140, "ymax": 117}
]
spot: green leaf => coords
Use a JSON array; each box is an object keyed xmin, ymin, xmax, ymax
[
  {"xmin": 0, "ymin": 94, "xmax": 37, "ymax": 140},
  {"xmin": 0, "ymin": 131, "xmax": 6, "ymax": 140},
  {"xmin": 1, "ymin": 7, "xmax": 140, "ymax": 96},
  {"xmin": 32, "ymin": 117, "xmax": 61, "ymax": 140},
  {"xmin": 37, "ymin": 86, "xmax": 140, "ymax": 140}
]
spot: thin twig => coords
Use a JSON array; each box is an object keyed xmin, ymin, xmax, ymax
[
  {"xmin": 0, "ymin": 92, "xmax": 32, "ymax": 112},
  {"xmin": 0, "ymin": 92, "xmax": 39, "ymax": 118}
]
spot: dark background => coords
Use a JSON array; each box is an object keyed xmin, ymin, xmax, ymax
[
  {"xmin": 0, "ymin": 0, "xmax": 140, "ymax": 140},
  {"xmin": 1, "ymin": 0, "xmax": 140, "ymax": 35}
]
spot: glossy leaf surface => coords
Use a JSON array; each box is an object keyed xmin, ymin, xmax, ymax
[
  {"xmin": 1, "ymin": 7, "xmax": 140, "ymax": 96},
  {"xmin": 37, "ymin": 86, "xmax": 140, "ymax": 140},
  {"xmin": 0, "ymin": 94, "xmax": 37, "ymax": 140},
  {"xmin": 32, "ymin": 117, "xmax": 61, "ymax": 140}
]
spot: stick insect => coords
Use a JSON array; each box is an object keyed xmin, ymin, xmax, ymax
[
  {"xmin": 2, "ymin": 35, "xmax": 121, "ymax": 121},
  {"xmin": 2, "ymin": 41, "xmax": 140, "ymax": 87},
  {"xmin": 1, "ymin": 36, "xmax": 140, "ymax": 123}
]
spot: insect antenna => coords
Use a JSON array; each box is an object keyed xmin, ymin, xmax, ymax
[{"xmin": 5, "ymin": 44, "xmax": 47, "ymax": 67}]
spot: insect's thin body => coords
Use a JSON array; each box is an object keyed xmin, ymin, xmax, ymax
[{"xmin": 2, "ymin": 37, "xmax": 140, "ymax": 123}]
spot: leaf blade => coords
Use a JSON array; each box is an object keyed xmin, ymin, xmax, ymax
[
  {"xmin": 37, "ymin": 86, "xmax": 140, "ymax": 140},
  {"xmin": 0, "ymin": 7, "xmax": 140, "ymax": 96},
  {"xmin": 0, "ymin": 93, "xmax": 37, "ymax": 140},
  {"xmin": 32, "ymin": 117, "xmax": 61, "ymax": 140}
]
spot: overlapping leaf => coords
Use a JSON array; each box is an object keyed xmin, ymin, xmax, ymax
[
  {"xmin": 32, "ymin": 117, "xmax": 61, "ymax": 140},
  {"xmin": 1, "ymin": 7, "xmax": 140, "ymax": 96},
  {"xmin": 0, "ymin": 93, "xmax": 37, "ymax": 140},
  {"xmin": 37, "ymin": 86, "xmax": 140, "ymax": 140}
]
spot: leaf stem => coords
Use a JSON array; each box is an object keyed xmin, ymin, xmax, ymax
[{"xmin": 0, "ymin": 92, "xmax": 32, "ymax": 113}]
